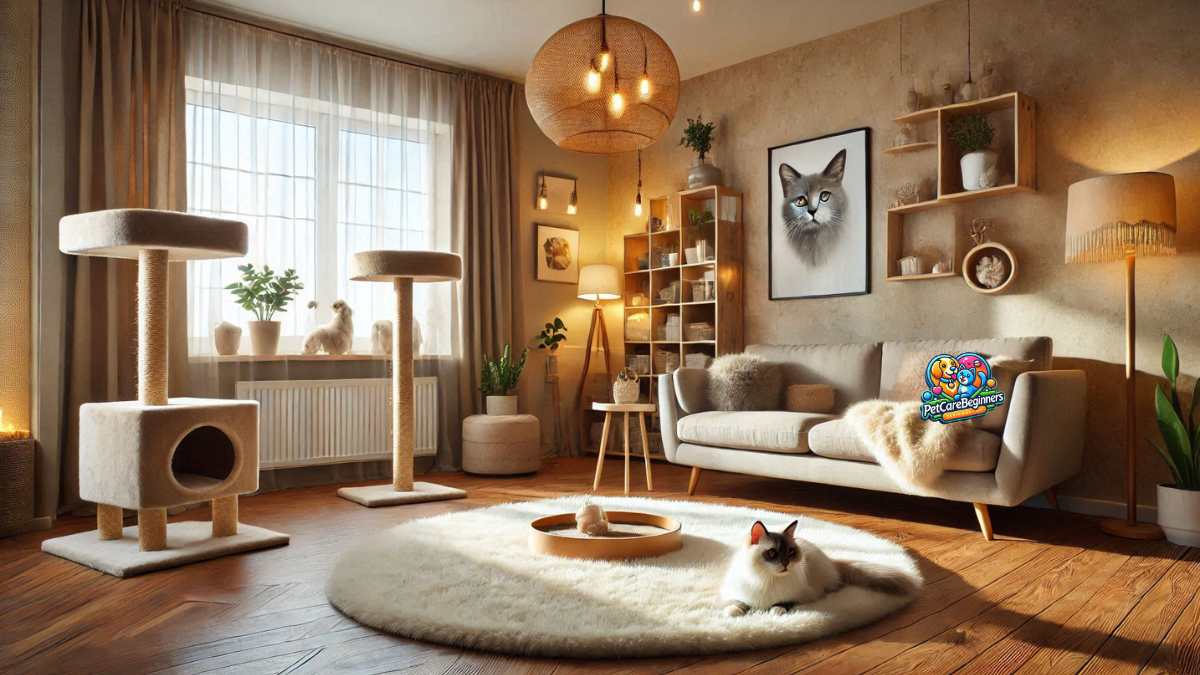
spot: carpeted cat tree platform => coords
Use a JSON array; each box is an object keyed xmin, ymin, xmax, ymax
[
  {"xmin": 42, "ymin": 209, "xmax": 288, "ymax": 577},
  {"xmin": 336, "ymin": 250, "xmax": 467, "ymax": 507}
]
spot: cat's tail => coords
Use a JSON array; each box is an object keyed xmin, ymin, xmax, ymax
[{"xmin": 834, "ymin": 560, "xmax": 921, "ymax": 597}]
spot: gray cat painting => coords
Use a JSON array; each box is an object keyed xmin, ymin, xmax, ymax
[{"xmin": 778, "ymin": 149, "xmax": 847, "ymax": 268}]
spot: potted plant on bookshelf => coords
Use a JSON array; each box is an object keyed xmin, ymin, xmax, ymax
[
  {"xmin": 948, "ymin": 113, "xmax": 998, "ymax": 191},
  {"xmin": 1153, "ymin": 333, "xmax": 1200, "ymax": 547},
  {"xmin": 480, "ymin": 344, "xmax": 528, "ymax": 416},
  {"xmin": 536, "ymin": 318, "xmax": 567, "ymax": 378},
  {"xmin": 680, "ymin": 114, "xmax": 722, "ymax": 189},
  {"xmin": 225, "ymin": 264, "xmax": 304, "ymax": 356}
]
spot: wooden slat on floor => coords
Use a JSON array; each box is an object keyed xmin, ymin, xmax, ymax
[{"xmin": 2, "ymin": 457, "xmax": 1198, "ymax": 675}]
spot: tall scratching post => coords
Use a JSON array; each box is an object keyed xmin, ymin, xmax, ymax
[{"xmin": 337, "ymin": 251, "xmax": 467, "ymax": 508}]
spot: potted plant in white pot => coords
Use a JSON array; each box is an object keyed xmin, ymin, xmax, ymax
[
  {"xmin": 1153, "ymin": 333, "xmax": 1200, "ymax": 546},
  {"xmin": 480, "ymin": 344, "xmax": 528, "ymax": 416},
  {"xmin": 536, "ymin": 318, "xmax": 567, "ymax": 379},
  {"xmin": 680, "ymin": 114, "xmax": 722, "ymax": 189},
  {"xmin": 948, "ymin": 113, "xmax": 997, "ymax": 191},
  {"xmin": 225, "ymin": 264, "xmax": 304, "ymax": 356}
]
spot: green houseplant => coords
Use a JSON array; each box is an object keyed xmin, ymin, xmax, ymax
[
  {"xmin": 536, "ymin": 318, "xmax": 567, "ymax": 379},
  {"xmin": 480, "ymin": 344, "xmax": 528, "ymax": 416},
  {"xmin": 1153, "ymin": 333, "xmax": 1200, "ymax": 546},
  {"xmin": 947, "ymin": 113, "xmax": 999, "ymax": 191},
  {"xmin": 679, "ymin": 114, "xmax": 723, "ymax": 189},
  {"xmin": 224, "ymin": 264, "xmax": 304, "ymax": 356}
]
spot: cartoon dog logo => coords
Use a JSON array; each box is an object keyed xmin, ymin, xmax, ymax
[{"xmin": 921, "ymin": 352, "xmax": 1004, "ymax": 423}]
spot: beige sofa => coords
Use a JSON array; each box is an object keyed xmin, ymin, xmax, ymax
[{"xmin": 658, "ymin": 337, "xmax": 1086, "ymax": 540}]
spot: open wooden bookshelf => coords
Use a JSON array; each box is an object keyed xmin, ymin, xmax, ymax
[
  {"xmin": 581, "ymin": 185, "xmax": 743, "ymax": 461},
  {"xmin": 886, "ymin": 92, "xmax": 1036, "ymax": 281}
]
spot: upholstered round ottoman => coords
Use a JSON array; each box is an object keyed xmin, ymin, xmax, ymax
[{"xmin": 462, "ymin": 414, "xmax": 541, "ymax": 475}]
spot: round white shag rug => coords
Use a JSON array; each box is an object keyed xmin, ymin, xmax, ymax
[{"xmin": 326, "ymin": 496, "xmax": 920, "ymax": 659}]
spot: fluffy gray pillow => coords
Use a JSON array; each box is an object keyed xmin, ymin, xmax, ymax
[{"xmin": 707, "ymin": 353, "xmax": 783, "ymax": 411}]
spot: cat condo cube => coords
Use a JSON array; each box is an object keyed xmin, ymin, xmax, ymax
[{"xmin": 42, "ymin": 210, "xmax": 288, "ymax": 577}]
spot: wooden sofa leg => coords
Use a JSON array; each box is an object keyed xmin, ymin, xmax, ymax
[
  {"xmin": 687, "ymin": 467, "xmax": 702, "ymax": 496},
  {"xmin": 1044, "ymin": 488, "xmax": 1060, "ymax": 511},
  {"xmin": 973, "ymin": 503, "xmax": 994, "ymax": 541}
]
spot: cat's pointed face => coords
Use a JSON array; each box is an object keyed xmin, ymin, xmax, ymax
[
  {"xmin": 747, "ymin": 520, "xmax": 801, "ymax": 576},
  {"xmin": 779, "ymin": 149, "xmax": 848, "ymax": 235}
]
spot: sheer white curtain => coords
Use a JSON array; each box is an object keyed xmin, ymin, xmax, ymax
[{"xmin": 182, "ymin": 12, "xmax": 464, "ymax": 474}]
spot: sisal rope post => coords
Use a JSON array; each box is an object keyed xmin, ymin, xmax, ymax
[
  {"xmin": 393, "ymin": 277, "xmax": 415, "ymax": 492},
  {"xmin": 138, "ymin": 249, "xmax": 170, "ymax": 406},
  {"xmin": 211, "ymin": 495, "xmax": 238, "ymax": 537},
  {"xmin": 137, "ymin": 508, "xmax": 167, "ymax": 551},
  {"xmin": 96, "ymin": 503, "xmax": 124, "ymax": 540}
]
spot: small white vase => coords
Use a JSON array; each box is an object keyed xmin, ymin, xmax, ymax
[
  {"xmin": 959, "ymin": 150, "xmax": 998, "ymax": 191},
  {"xmin": 486, "ymin": 395, "xmax": 518, "ymax": 416},
  {"xmin": 247, "ymin": 320, "xmax": 281, "ymax": 356},
  {"xmin": 1157, "ymin": 483, "xmax": 1200, "ymax": 547},
  {"xmin": 684, "ymin": 247, "xmax": 699, "ymax": 265}
]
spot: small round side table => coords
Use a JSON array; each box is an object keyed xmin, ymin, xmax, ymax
[
  {"xmin": 462, "ymin": 414, "xmax": 541, "ymax": 475},
  {"xmin": 591, "ymin": 402, "xmax": 657, "ymax": 495}
]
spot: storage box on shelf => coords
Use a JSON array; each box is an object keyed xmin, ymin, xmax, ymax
[
  {"xmin": 886, "ymin": 92, "xmax": 1036, "ymax": 282},
  {"xmin": 587, "ymin": 184, "xmax": 743, "ymax": 461}
]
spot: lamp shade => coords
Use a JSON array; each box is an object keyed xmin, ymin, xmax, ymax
[
  {"xmin": 1065, "ymin": 172, "xmax": 1177, "ymax": 263},
  {"xmin": 577, "ymin": 264, "xmax": 622, "ymax": 301}
]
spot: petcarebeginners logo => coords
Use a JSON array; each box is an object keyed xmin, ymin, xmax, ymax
[{"xmin": 920, "ymin": 352, "xmax": 1006, "ymax": 424}]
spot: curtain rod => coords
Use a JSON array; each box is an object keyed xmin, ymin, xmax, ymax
[{"xmin": 179, "ymin": 1, "xmax": 510, "ymax": 82}]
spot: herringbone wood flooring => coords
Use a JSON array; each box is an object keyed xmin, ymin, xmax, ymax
[{"xmin": 3, "ymin": 458, "xmax": 1198, "ymax": 674}]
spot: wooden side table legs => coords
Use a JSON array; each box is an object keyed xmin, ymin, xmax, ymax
[
  {"xmin": 592, "ymin": 410, "xmax": 654, "ymax": 496},
  {"xmin": 593, "ymin": 413, "xmax": 611, "ymax": 491}
]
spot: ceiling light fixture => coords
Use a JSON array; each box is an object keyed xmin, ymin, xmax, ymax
[
  {"xmin": 568, "ymin": 179, "xmax": 578, "ymax": 215},
  {"xmin": 538, "ymin": 173, "xmax": 548, "ymax": 210},
  {"xmin": 526, "ymin": 0, "xmax": 679, "ymax": 154},
  {"xmin": 634, "ymin": 150, "xmax": 643, "ymax": 217}
]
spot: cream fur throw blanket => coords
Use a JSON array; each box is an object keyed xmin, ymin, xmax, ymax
[{"xmin": 845, "ymin": 400, "xmax": 972, "ymax": 489}]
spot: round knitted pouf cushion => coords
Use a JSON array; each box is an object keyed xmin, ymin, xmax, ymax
[{"xmin": 462, "ymin": 414, "xmax": 541, "ymax": 475}]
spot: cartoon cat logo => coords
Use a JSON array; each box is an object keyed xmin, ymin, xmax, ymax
[{"xmin": 920, "ymin": 353, "xmax": 1006, "ymax": 424}]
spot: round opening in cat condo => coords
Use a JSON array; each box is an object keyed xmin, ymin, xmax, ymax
[
  {"xmin": 963, "ymin": 242, "xmax": 1018, "ymax": 294},
  {"xmin": 170, "ymin": 425, "xmax": 237, "ymax": 491}
]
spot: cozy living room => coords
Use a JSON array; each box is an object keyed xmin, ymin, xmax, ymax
[{"xmin": 2, "ymin": 0, "xmax": 1198, "ymax": 672}]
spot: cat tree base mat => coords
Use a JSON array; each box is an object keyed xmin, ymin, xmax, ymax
[{"xmin": 337, "ymin": 482, "xmax": 467, "ymax": 507}]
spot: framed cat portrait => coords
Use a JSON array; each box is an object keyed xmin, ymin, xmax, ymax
[
  {"xmin": 536, "ymin": 224, "xmax": 579, "ymax": 284},
  {"xmin": 767, "ymin": 127, "xmax": 870, "ymax": 299}
]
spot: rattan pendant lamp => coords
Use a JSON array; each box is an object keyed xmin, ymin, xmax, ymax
[{"xmin": 526, "ymin": 0, "xmax": 680, "ymax": 154}]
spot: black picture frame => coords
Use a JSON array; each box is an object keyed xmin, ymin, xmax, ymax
[{"xmin": 767, "ymin": 126, "xmax": 871, "ymax": 300}]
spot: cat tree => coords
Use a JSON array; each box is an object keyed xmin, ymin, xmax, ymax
[
  {"xmin": 337, "ymin": 250, "xmax": 467, "ymax": 507},
  {"xmin": 42, "ymin": 209, "xmax": 288, "ymax": 577}
]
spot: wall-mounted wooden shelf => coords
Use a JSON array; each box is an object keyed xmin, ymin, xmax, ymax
[
  {"xmin": 885, "ymin": 92, "xmax": 1036, "ymax": 282},
  {"xmin": 883, "ymin": 141, "xmax": 936, "ymax": 155}
]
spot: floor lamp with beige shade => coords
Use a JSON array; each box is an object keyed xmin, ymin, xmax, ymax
[
  {"xmin": 1066, "ymin": 172, "xmax": 1177, "ymax": 540},
  {"xmin": 574, "ymin": 265, "xmax": 623, "ymax": 451}
]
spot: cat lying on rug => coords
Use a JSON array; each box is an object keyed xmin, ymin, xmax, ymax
[{"xmin": 721, "ymin": 521, "xmax": 918, "ymax": 616}]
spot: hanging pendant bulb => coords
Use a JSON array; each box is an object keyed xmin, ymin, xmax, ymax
[
  {"xmin": 634, "ymin": 149, "xmax": 643, "ymax": 216},
  {"xmin": 611, "ymin": 89, "xmax": 624, "ymax": 115},
  {"xmin": 640, "ymin": 73, "xmax": 651, "ymax": 98},
  {"xmin": 639, "ymin": 44, "xmax": 651, "ymax": 99},
  {"xmin": 568, "ymin": 180, "xmax": 578, "ymax": 215},
  {"xmin": 586, "ymin": 64, "xmax": 602, "ymax": 92},
  {"xmin": 634, "ymin": 193, "xmax": 642, "ymax": 217},
  {"xmin": 538, "ymin": 173, "xmax": 548, "ymax": 210},
  {"xmin": 597, "ymin": 12, "xmax": 611, "ymax": 71},
  {"xmin": 692, "ymin": 0, "xmax": 702, "ymax": 12}
]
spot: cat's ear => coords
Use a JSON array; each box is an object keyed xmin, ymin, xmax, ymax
[
  {"xmin": 782, "ymin": 520, "xmax": 798, "ymax": 538},
  {"xmin": 750, "ymin": 521, "xmax": 768, "ymax": 545},
  {"xmin": 779, "ymin": 163, "xmax": 803, "ymax": 191},
  {"xmin": 822, "ymin": 150, "xmax": 847, "ymax": 184}
]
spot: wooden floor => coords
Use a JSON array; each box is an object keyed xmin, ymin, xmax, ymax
[{"xmin": 3, "ymin": 458, "xmax": 1198, "ymax": 675}]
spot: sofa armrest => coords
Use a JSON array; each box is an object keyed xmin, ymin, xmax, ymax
[
  {"xmin": 995, "ymin": 370, "xmax": 1087, "ymax": 504},
  {"xmin": 658, "ymin": 369, "xmax": 710, "ymax": 463}
]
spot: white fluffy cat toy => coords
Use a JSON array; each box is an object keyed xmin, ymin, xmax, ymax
[
  {"xmin": 302, "ymin": 300, "xmax": 354, "ymax": 355},
  {"xmin": 721, "ymin": 521, "xmax": 919, "ymax": 616}
]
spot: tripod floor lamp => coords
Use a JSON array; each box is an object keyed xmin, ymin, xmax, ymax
[
  {"xmin": 1065, "ymin": 171, "xmax": 1177, "ymax": 540},
  {"xmin": 574, "ymin": 264, "xmax": 622, "ymax": 451}
]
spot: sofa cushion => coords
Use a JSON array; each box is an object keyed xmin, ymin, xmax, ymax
[
  {"xmin": 879, "ymin": 337, "xmax": 1052, "ymax": 401},
  {"xmin": 807, "ymin": 418, "xmax": 1002, "ymax": 472},
  {"xmin": 677, "ymin": 411, "xmax": 838, "ymax": 454},
  {"xmin": 746, "ymin": 343, "xmax": 883, "ymax": 412}
]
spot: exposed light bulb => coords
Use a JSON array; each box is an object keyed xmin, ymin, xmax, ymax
[
  {"xmin": 598, "ymin": 49, "xmax": 610, "ymax": 72},
  {"xmin": 634, "ymin": 194, "xmax": 643, "ymax": 217},
  {"xmin": 640, "ymin": 75, "xmax": 650, "ymax": 98},
  {"xmin": 586, "ymin": 67, "xmax": 601, "ymax": 92},
  {"xmin": 538, "ymin": 195, "xmax": 548, "ymax": 210},
  {"xmin": 611, "ymin": 90, "xmax": 624, "ymax": 115},
  {"xmin": 692, "ymin": 0, "xmax": 701, "ymax": 11},
  {"xmin": 568, "ymin": 184, "xmax": 578, "ymax": 215},
  {"xmin": 567, "ymin": 203, "xmax": 577, "ymax": 215}
]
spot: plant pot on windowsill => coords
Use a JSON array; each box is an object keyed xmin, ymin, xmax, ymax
[
  {"xmin": 247, "ymin": 321, "xmax": 281, "ymax": 356},
  {"xmin": 1157, "ymin": 484, "xmax": 1200, "ymax": 547},
  {"xmin": 486, "ymin": 395, "xmax": 519, "ymax": 416}
]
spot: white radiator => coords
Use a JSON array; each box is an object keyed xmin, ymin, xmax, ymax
[{"xmin": 235, "ymin": 378, "xmax": 438, "ymax": 468}]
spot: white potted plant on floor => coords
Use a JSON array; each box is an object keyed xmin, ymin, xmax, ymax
[
  {"xmin": 536, "ymin": 317, "xmax": 567, "ymax": 379},
  {"xmin": 480, "ymin": 344, "xmax": 528, "ymax": 416},
  {"xmin": 225, "ymin": 264, "xmax": 304, "ymax": 356},
  {"xmin": 680, "ymin": 114, "xmax": 722, "ymax": 189},
  {"xmin": 1153, "ymin": 333, "xmax": 1200, "ymax": 546},
  {"xmin": 948, "ymin": 112, "xmax": 997, "ymax": 191}
]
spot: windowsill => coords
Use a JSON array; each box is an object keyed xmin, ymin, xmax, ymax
[{"xmin": 190, "ymin": 353, "xmax": 445, "ymax": 363}]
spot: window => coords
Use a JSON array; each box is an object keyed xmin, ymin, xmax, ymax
[{"xmin": 184, "ymin": 78, "xmax": 453, "ymax": 356}]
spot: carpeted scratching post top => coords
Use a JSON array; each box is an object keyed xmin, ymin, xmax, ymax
[
  {"xmin": 326, "ymin": 496, "xmax": 921, "ymax": 659},
  {"xmin": 60, "ymin": 209, "xmax": 248, "ymax": 260},
  {"xmin": 348, "ymin": 250, "xmax": 462, "ymax": 282}
]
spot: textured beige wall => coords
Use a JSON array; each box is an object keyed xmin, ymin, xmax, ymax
[
  {"xmin": 0, "ymin": 0, "xmax": 38, "ymax": 431},
  {"xmin": 516, "ymin": 93, "xmax": 616, "ymax": 454},
  {"xmin": 606, "ymin": 0, "xmax": 1200, "ymax": 507}
]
